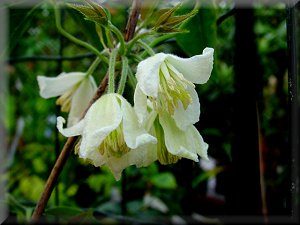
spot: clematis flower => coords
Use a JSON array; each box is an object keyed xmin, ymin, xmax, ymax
[
  {"xmin": 145, "ymin": 110, "xmax": 209, "ymax": 164},
  {"xmin": 134, "ymin": 47, "xmax": 214, "ymax": 130},
  {"xmin": 37, "ymin": 72, "xmax": 97, "ymax": 127},
  {"xmin": 56, "ymin": 93, "xmax": 157, "ymax": 180}
]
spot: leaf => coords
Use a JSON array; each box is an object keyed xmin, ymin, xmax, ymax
[
  {"xmin": 176, "ymin": 6, "xmax": 217, "ymax": 56},
  {"xmin": 150, "ymin": 172, "xmax": 177, "ymax": 189},
  {"xmin": 68, "ymin": 2, "xmax": 108, "ymax": 26},
  {"xmin": 45, "ymin": 206, "xmax": 83, "ymax": 218},
  {"xmin": 154, "ymin": 4, "xmax": 181, "ymax": 28}
]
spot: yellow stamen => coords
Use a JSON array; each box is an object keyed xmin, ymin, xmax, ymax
[{"xmin": 98, "ymin": 125, "xmax": 129, "ymax": 158}]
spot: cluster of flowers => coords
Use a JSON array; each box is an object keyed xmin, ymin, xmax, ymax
[{"xmin": 37, "ymin": 48, "xmax": 214, "ymax": 180}]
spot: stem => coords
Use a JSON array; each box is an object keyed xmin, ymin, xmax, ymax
[
  {"xmin": 124, "ymin": 0, "xmax": 141, "ymax": 42},
  {"xmin": 85, "ymin": 56, "xmax": 102, "ymax": 77},
  {"xmin": 31, "ymin": 74, "xmax": 109, "ymax": 223},
  {"xmin": 137, "ymin": 40, "xmax": 155, "ymax": 56},
  {"xmin": 96, "ymin": 25, "xmax": 108, "ymax": 50},
  {"xmin": 109, "ymin": 22, "xmax": 126, "ymax": 54},
  {"xmin": 105, "ymin": 27, "xmax": 114, "ymax": 49},
  {"xmin": 149, "ymin": 33, "xmax": 176, "ymax": 48},
  {"xmin": 54, "ymin": 1, "xmax": 108, "ymax": 64},
  {"xmin": 117, "ymin": 56, "xmax": 129, "ymax": 95},
  {"xmin": 127, "ymin": 31, "xmax": 155, "ymax": 51},
  {"xmin": 127, "ymin": 67, "xmax": 137, "ymax": 88},
  {"xmin": 31, "ymin": 0, "xmax": 142, "ymax": 222},
  {"xmin": 108, "ymin": 48, "xmax": 118, "ymax": 93}
]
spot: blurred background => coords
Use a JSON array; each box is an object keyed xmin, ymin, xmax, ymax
[{"xmin": 2, "ymin": 0, "xmax": 299, "ymax": 224}]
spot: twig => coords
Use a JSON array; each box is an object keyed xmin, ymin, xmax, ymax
[
  {"xmin": 31, "ymin": 75, "xmax": 109, "ymax": 223},
  {"xmin": 124, "ymin": 0, "xmax": 141, "ymax": 42},
  {"xmin": 31, "ymin": 0, "xmax": 141, "ymax": 222}
]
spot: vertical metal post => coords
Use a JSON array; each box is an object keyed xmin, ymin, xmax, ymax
[
  {"xmin": 225, "ymin": 1, "xmax": 263, "ymax": 221},
  {"xmin": 286, "ymin": 0, "xmax": 299, "ymax": 222}
]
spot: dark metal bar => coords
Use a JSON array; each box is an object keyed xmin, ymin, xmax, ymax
[
  {"xmin": 7, "ymin": 52, "xmax": 95, "ymax": 64},
  {"xmin": 286, "ymin": 0, "xmax": 299, "ymax": 222},
  {"xmin": 225, "ymin": 2, "xmax": 263, "ymax": 221}
]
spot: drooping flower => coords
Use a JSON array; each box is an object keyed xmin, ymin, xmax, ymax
[
  {"xmin": 37, "ymin": 72, "xmax": 97, "ymax": 127},
  {"xmin": 56, "ymin": 93, "xmax": 157, "ymax": 180},
  {"xmin": 143, "ymin": 110, "xmax": 209, "ymax": 165},
  {"xmin": 134, "ymin": 48, "xmax": 214, "ymax": 130}
]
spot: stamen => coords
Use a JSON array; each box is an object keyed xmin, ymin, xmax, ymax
[
  {"xmin": 150, "ymin": 61, "xmax": 194, "ymax": 114},
  {"xmin": 154, "ymin": 118, "xmax": 181, "ymax": 164},
  {"xmin": 98, "ymin": 125, "xmax": 129, "ymax": 158}
]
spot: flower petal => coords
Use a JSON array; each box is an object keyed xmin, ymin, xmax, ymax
[
  {"xmin": 134, "ymin": 85, "xmax": 148, "ymax": 125},
  {"xmin": 130, "ymin": 144, "xmax": 157, "ymax": 168},
  {"xmin": 56, "ymin": 116, "xmax": 85, "ymax": 137},
  {"xmin": 37, "ymin": 72, "xmax": 85, "ymax": 98},
  {"xmin": 79, "ymin": 94, "xmax": 122, "ymax": 158},
  {"xmin": 166, "ymin": 48, "xmax": 214, "ymax": 84},
  {"xmin": 118, "ymin": 94, "xmax": 157, "ymax": 149},
  {"xmin": 172, "ymin": 86, "xmax": 200, "ymax": 130},
  {"xmin": 159, "ymin": 112, "xmax": 208, "ymax": 161},
  {"xmin": 136, "ymin": 53, "xmax": 167, "ymax": 98},
  {"xmin": 67, "ymin": 76, "xmax": 97, "ymax": 127}
]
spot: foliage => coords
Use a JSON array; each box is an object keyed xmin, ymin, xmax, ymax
[{"xmin": 3, "ymin": 0, "xmax": 293, "ymax": 224}]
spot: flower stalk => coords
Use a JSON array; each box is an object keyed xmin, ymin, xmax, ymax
[{"xmin": 31, "ymin": 0, "xmax": 142, "ymax": 222}]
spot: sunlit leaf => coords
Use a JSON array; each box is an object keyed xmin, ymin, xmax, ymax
[
  {"xmin": 150, "ymin": 172, "xmax": 177, "ymax": 189},
  {"xmin": 176, "ymin": 7, "xmax": 217, "ymax": 56}
]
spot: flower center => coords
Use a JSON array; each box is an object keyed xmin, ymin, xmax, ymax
[
  {"xmin": 154, "ymin": 118, "xmax": 181, "ymax": 164},
  {"xmin": 98, "ymin": 125, "xmax": 129, "ymax": 158},
  {"xmin": 56, "ymin": 84, "xmax": 79, "ymax": 112},
  {"xmin": 152, "ymin": 61, "xmax": 195, "ymax": 115}
]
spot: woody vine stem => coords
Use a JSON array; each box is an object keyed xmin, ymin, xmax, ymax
[{"xmin": 31, "ymin": 0, "xmax": 141, "ymax": 222}]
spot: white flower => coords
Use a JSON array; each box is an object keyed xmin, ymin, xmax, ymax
[
  {"xmin": 151, "ymin": 110, "xmax": 209, "ymax": 164},
  {"xmin": 37, "ymin": 72, "xmax": 97, "ymax": 127},
  {"xmin": 56, "ymin": 93, "xmax": 157, "ymax": 180},
  {"xmin": 134, "ymin": 48, "xmax": 214, "ymax": 130}
]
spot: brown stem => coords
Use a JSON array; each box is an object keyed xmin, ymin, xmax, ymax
[
  {"xmin": 31, "ymin": 75, "xmax": 108, "ymax": 223},
  {"xmin": 124, "ymin": 0, "xmax": 141, "ymax": 42},
  {"xmin": 31, "ymin": 0, "xmax": 141, "ymax": 222}
]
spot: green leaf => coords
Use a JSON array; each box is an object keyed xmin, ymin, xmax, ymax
[
  {"xmin": 176, "ymin": 7, "xmax": 217, "ymax": 56},
  {"xmin": 150, "ymin": 172, "xmax": 177, "ymax": 189},
  {"xmin": 45, "ymin": 206, "xmax": 83, "ymax": 218},
  {"xmin": 68, "ymin": 2, "xmax": 108, "ymax": 26},
  {"xmin": 154, "ymin": 4, "xmax": 181, "ymax": 28}
]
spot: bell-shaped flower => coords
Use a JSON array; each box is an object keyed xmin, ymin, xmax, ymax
[
  {"xmin": 56, "ymin": 93, "xmax": 157, "ymax": 180},
  {"xmin": 37, "ymin": 72, "xmax": 97, "ymax": 127},
  {"xmin": 134, "ymin": 48, "xmax": 214, "ymax": 130},
  {"xmin": 146, "ymin": 110, "xmax": 208, "ymax": 165}
]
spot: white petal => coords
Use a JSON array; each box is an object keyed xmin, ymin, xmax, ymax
[
  {"xmin": 172, "ymin": 86, "xmax": 200, "ymax": 130},
  {"xmin": 129, "ymin": 144, "xmax": 157, "ymax": 168},
  {"xmin": 166, "ymin": 48, "xmax": 214, "ymax": 84},
  {"xmin": 79, "ymin": 94, "xmax": 122, "ymax": 158},
  {"xmin": 37, "ymin": 72, "xmax": 85, "ymax": 98},
  {"xmin": 56, "ymin": 116, "xmax": 85, "ymax": 137},
  {"xmin": 159, "ymin": 112, "xmax": 208, "ymax": 161},
  {"xmin": 188, "ymin": 126, "xmax": 209, "ymax": 160},
  {"xmin": 136, "ymin": 53, "xmax": 167, "ymax": 98},
  {"xmin": 67, "ymin": 76, "xmax": 97, "ymax": 127},
  {"xmin": 106, "ymin": 155, "xmax": 130, "ymax": 181},
  {"xmin": 118, "ymin": 94, "xmax": 157, "ymax": 149},
  {"xmin": 134, "ymin": 85, "xmax": 148, "ymax": 125}
]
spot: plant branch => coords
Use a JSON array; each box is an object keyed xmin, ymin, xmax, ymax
[
  {"xmin": 31, "ymin": 0, "xmax": 142, "ymax": 222},
  {"xmin": 31, "ymin": 75, "xmax": 109, "ymax": 223},
  {"xmin": 124, "ymin": 0, "xmax": 141, "ymax": 42}
]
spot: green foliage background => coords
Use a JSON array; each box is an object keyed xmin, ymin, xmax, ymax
[{"xmin": 2, "ymin": 0, "xmax": 295, "ymax": 224}]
